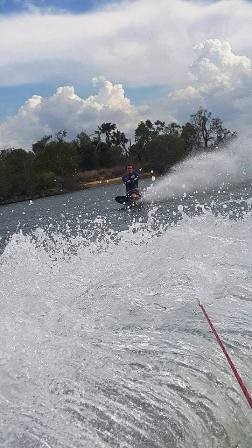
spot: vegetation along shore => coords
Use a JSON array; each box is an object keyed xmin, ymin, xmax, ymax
[{"xmin": 0, "ymin": 108, "xmax": 236, "ymax": 205}]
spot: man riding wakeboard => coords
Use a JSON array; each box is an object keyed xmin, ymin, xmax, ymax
[{"xmin": 122, "ymin": 165, "xmax": 141, "ymax": 199}]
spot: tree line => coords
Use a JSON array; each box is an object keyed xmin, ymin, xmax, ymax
[{"xmin": 0, "ymin": 108, "xmax": 237, "ymax": 203}]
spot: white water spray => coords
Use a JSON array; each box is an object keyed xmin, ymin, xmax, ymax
[{"xmin": 144, "ymin": 137, "xmax": 252, "ymax": 202}]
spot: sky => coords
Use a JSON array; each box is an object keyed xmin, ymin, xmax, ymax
[
  {"xmin": 0, "ymin": 0, "xmax": 252, "ymax": 148},
  {"xmin": 0, "ymin": 0, "xmax": 112, "ymax": 14}
]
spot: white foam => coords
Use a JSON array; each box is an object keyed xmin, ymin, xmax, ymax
[
  {"xmin": 1, "ymin": 211, "xmax": 251, "ymax": 447},
  {"xmin": 144, "ymin": 137, "xmax": 252, "ymax": 202}
]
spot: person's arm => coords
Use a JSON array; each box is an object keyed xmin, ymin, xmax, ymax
[{"xmin": 133, "ymin": 171, "xmax": 140, "ymax": 181}]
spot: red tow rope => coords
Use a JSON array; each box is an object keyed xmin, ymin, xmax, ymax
[{"xmin": 198, "ymin": 301, "xmax": 252, "ymax": 409}]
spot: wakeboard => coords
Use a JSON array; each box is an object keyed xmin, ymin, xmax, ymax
[{"xmin": 115, "ymin": 195, "xmax": 142, "ymax": 206}]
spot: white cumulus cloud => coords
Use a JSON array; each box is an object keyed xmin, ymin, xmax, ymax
[
  {"xmin": 168, "ymin": 39, "xmax": 252, "ymax": 127},
  {"xmin": 0, "ymin": 0, "xmax": 252, "ymax": 87},
  {"xmin": 0, "ymin": 78, "xmax": 144, "ymax": 148},
  {"xmin": 1, "ymin": 0, "xmax": 252, "ymax": 145},
  {"xmin": 191, "ymin": 39, "xmax": 251, "ymax": 92}
]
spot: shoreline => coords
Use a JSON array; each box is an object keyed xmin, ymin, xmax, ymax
[
  {"xmin": 0, "ymin": 173, "xmax": 152, "ymax": 206},
  {"xmin": 84, "ymin": 172, "xmax": 151, "ymax": 188},
  {"xmin": 84, "ymin": 176, "xmax": 122, "ymax": 188}
]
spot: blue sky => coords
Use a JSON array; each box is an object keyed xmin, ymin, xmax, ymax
[
  {"xmin": 0, "ymin": 0, "xmax": 232, "ymax": 14},
  {"xmin": 0, "ymin": 0, "xmax": 166, "ymax": 121},
  {"xmin": 0, "ymin": 0, "xmax": 113, "ymax": 14},
  {"xmin": 0, "ymin": 0, "xmax": 251, "ymax": 148},
  {"xmin": 0, "ymin": 83, "xmax": 168, "ymax": 121},
  {"xmin": 0, "ymin": 0, "xmax": 110, "ymax": 120}
]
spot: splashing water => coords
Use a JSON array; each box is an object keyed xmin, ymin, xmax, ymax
[
  {"xmin": 1, "ymin": 184, "xmax": 252, "ymax": 448},
  {"xmin": 144, "ymin": 137, "xmax": 252, "ymax": 202}
]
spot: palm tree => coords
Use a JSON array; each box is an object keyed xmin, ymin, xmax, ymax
[{"xmin": 98, "ymin": 123, "xmax": 117, "ymax": 147}]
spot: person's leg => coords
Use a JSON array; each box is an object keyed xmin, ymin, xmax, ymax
[{"xmin": 128, "ymin": 188, "xmax": 141, "ymax": 198}]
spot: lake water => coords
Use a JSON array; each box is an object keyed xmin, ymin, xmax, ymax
[{"xmin": 0, "ymin": 177, "xmax": 252, "ymax": 447}]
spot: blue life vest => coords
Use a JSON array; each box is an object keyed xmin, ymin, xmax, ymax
[{"xmin": 122, "ymin": 171, "xmax": 140, "ymax": 192}]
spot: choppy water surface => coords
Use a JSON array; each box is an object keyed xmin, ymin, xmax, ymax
[{"xmin": 0, "ymin": 179, "xmax": 252, "ymax": 448}]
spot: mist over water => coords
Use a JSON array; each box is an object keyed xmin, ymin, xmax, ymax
[
  {"xmin": 0, "ymin": 166, "xmax": 252, "ymax": 446},
  {"xmin": 144, "ymin": 137, "xmax": 252, "ymax": 202}
]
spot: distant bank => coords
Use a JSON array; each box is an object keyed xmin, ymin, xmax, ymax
[{"xmin": 0, "ymin": 169, "xmax": 152, "ymax": 206}]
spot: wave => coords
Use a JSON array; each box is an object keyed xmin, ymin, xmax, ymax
[{"xmin": 1, "ymin": 209, "xmax": 252, "ymax": 447}]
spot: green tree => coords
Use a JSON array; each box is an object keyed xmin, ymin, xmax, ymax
[
  {"xmin": 181, "ymin": 122, "xmax": 198, "ymax": 153},
  {"xmin": 210, "ymin": 118, "xmax": 237, "ymax": 146},
  {"xmin": 164, "ymin": 122, "xmax": 182, "ymax": 137},
  {"xmin": 0, "ymin": 151, "xmax": 10, "ymax": 200},
  {"xmin": 55, "ymin": 129, "xmax": 67, "ymax": 143},
  {"xmin": 190, "ymin": 108, "xmax": 237, "ymax": 149},
  {"xmin": 144, "ymin": 134, "xmax": 186, "ymax": 173},
  {"xmin": 32, "ymin": 135, "xmax": 52, "ymax": 155},
  {"xmin": 97, "ymin": 123, "xmax": 117, "ymax": 147},
  {"xmin": 132, "ymin": 120, "xmax": 157, "ymax": 161},
  {"xmin": 135, "ymin": 120, "xmax": 156, "ymax": 145},
  {"xmin": 74, "ymin": 132, "xmax": 98, "ymax": 170},
  {"xmin": 0, "ymin": 148, "xmax": 36, "ymax": 199},
  {"xmin": 34, "ymin": 134, "xmax": 78, "ymax": 177},
  {"xmin": 154, "ymin": 120, "xmax": 166, "ymax": 134},
  {"xmin": 94, "ymin": 123, "xmax": 127, "ymax": 167},
  {"xmin": 111, "ymin": 130, "xmax": 128, "ymax": 151}
]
